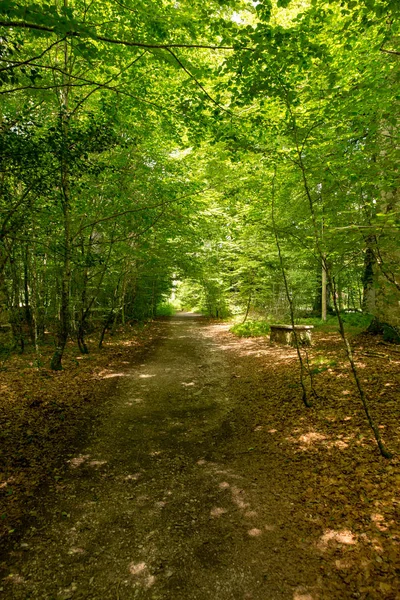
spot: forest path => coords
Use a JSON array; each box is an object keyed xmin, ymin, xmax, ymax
[{"xmin": 2, "ymin": 314, "xmax": 320, "ymax": 600}]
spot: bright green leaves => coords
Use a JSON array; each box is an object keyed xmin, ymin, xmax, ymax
[{"xmin": 255, "ymin": 1, "xmax": 273, "ymax": 22}]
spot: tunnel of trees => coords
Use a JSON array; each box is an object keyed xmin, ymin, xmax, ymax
[{"xmin": 0, "ymin": 0, "xmax": 398, "ymax": 371}]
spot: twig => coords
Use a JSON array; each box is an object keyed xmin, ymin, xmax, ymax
[{"xmin": 360, "ymin": 351, "xmax": 389, "ymax": 359}]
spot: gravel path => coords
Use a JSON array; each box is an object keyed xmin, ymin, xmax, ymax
[{"xmin": 2, "ymin": 314, "xmax": 320, "ymax": 600}]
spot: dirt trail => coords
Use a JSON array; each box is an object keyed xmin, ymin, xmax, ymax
[{"xmin": 2, "ymin": 314, "xmax": 320, "ymax": 600}]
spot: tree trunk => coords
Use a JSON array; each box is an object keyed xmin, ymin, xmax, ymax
[
  {"xmin": 51, "ymin": 169, "xmax": 71, "ymax": 369},
  {"xmin": 362, "ymin": 238, "xmax": 376, "ymax": 314},
  {"xmin": 23, "ymin": 245, "xmax": 35, "ymax": 345},
  {"xmin": 51, "ymin": 26, "xmax": 71, "ymax": 370},
  {"xmin": 321, "ymin": 258, "xmax": 327, "ymax": 321},
  {"xmin": 312, "ymin": 266, "xmax": 322, "ymax": 317},
  {"xmin": 242, "ymin": 291, "xmax": 252, "ymax": 324}
]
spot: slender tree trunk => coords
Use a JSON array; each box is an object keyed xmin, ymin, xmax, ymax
[
  {"xmin": 242, "ymin": 291, "xmax": 252, "ymax": 324},
  {"xmin": 290, "ymin": 112, "xmax": 392, "ymax": 458},
  {"xmin": 23, "ymin": 244, "xmax": 35, "ymax": 345},
  {"xmin": 99, "ymin": 310, "xmax": 114, "ymax": 349},
  {"xmin": 51, "ymin": 156, "xmax": 72, "ymax": 369},
  {"xmin": 362, "ymin": 238, "xmax": 377, "ymax": 314},
  {"xmin": 120, "ymin": 271, "xmax": 127, "ymax": 326},
  {"xmin": 321, "ymin": 258, "xmax": 327, "ymax": 321},
  {"xmin": 337, "ymin": 272, "xmax": 344, "ymax": 312},
  {"xmin": 77, "ymin": 238, "xmax": 89, "ymax": 354},
  {"xmin": 271, "ymin": 168, "xmax": 313, "ymax": 408},
  {"xmin": 51, "ymin": 23, "xmax": 71, "ymax": 370},
  {"xmin": 31, "ymin": 246, "xmax": 40, "ymax": 361}
]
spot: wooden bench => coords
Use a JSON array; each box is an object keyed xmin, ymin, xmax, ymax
[{"xmin": 270, "ymin": 324, "xmax": 314, "ymax": 347}]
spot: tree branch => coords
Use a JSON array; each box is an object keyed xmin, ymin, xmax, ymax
[
  {"xmin": 0, "ymin": 36, "xmax": 66, "ymax": 73},
  {"xmin": 0, "ymin": 19, "xmax": 242, "ymax": 51},
  {"xmin": 380, "ymin": 46, "xmax": 400, "ymax": 57},
  {"xmin": 164, "ymin": 47, "xmax": 232, "ymax": 115}
]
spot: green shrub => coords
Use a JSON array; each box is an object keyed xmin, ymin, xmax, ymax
[
  {"xmin": 156, "ymin": 303, "xmax": 176, "ymax": 317},
  {"xmin": 382, "ymin": 323, "xmax": 400, "ymax": 344},
  {"xmin": 230, "ymin": 320, "xmax": 270, "ymax": 337},
  {"xmin": 341, "ymin": 312, "xmax": 373, "ymax": 328}
]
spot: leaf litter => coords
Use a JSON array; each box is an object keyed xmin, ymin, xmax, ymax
[{"xmin": 0, "ymin": 317, "xmax": 399, "ymax": 599}]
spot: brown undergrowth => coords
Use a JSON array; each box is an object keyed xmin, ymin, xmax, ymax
[
  {"xmin": 0, "ymin": 322, "xmax": 162, "ymax": 545},
  {"xmin": 214, "ymin": 325, "xmax": 400, "ymax": 599}
]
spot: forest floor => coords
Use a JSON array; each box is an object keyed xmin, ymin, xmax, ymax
[{"xmin": 0, "ymin": 314, "xmax": 400, "ymax": 599}]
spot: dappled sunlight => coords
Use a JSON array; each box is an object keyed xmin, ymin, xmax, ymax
[
  {"xmin": 293, "ymin": 587, "xmax": 315, "ymax": 600},
  {"xmin": 3, "ymin": 573, "xmax": 26, "ymax": 585},
  {"xmin": 128, "ymin": 561, "xmax": 156, "ymax": 589},
  {"xmin": 0, "ymin": 476, "xmax": 15, "ymax": 489},
  {"xmin": 334, "ymin": 557, "xmax": 353, "ymax": 570},
  {"xmin": 318, "ymin": 528, "xmax": 357, "ymax": 550},
  {"xmin": 130, "ymin": 562, "xmax": 146, "ymax": 575},
  {"xmin": 124, "ymin": 473, "xmax": 141, "ymax": 481},
  {"xmin": 67, "ymin": 454, "xmax": 107, "ymax": 469},
  {"xmin": 371, "ymin": 513, "xmax": 389, "ymax": 532},
  {"xmin": 87, "ymin": 459, "xmax": 107, "ymax": 467},
  {"xmin": 231, "ymin": 485, "xmax": 250, "ymax": 510},
  {"xmin": 102, "ymin": 372, "xmax": 126, "ymax": 379},
  {"xmin": 214, "ymin": 468, "xmax": 244, "ymax": 480},
  {"xmin": 212, "ymin": 331, "xmax": 301, "ymax": 365},
  {"xmin": 247, "ymin": 527, "xmax": 262, "ymax": 537},
  {"xmin": 299, "ymin": 432, "xmax": 327, "ymax": 445},
  {"xmin": 68, "ymin": 454, "xmax": 90, "ymax": 468},
  {"xmin": 198, "ymin": 460, "xmax": 269, "ymax": 540},
  {"xmin": 68, "ymin": 546, "xmax": 85, "ymax": 555},
  {"xmin": 210, "ymin": 507, "xmax": 227, "ymax": 518},
  {"xmin": 330, "ymin": 439, "xmax": 349, "ymax": 449},
  {"xmin": 286, "ymin": 427, "xmax": 355, "ymax": 452},
  {"xmin": 96, "ymin": 368, "xmax": 130, "ymax": 379},
  {"xmin": 2, "ymin": 313, "xmax": 397, "ymax": 600}
]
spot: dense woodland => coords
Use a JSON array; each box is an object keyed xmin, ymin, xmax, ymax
[
  {"xmin": 1, "ymin": 4, "xmax": 400, "ymax": 596},
  {"xmin": 0, "ymin": 2, "xmax": 399, "ymax": 429}
]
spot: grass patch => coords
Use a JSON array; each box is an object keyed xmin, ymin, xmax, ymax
[
  {"xmin": 300, "ymin": 312, "xmax": 373, "ymax": 332},
  {"xmin": 309, "ymin": 355, "xmax": 338, "ymax": 375},
  {"xmin": 230, "ymin": 313, "xmax": 374, "ymax": 338},
  {"xmin": 230, "ymin": 320, "xmax": 270, "ymax": 338}
]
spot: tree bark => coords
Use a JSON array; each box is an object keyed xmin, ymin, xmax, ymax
[
  {"xmin": 362, "ymin": 237, "xmax": 376, "ymax": 314},
  {"xmin": 321, "ymin": 258, "xmax": 327, "ymax": 321},
  {"xmin": 51, "ymin": 20, "xmax": 72, "ymax": 370}
]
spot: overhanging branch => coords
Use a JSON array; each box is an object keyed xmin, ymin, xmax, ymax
[{"xmin": 0, "ymin": 19, "xmax": 244, "ymax": 51}]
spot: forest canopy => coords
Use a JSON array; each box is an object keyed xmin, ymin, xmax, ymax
[{"xmin": 0, "ymin": 0, "xmax": 399, "ymax": 369}]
